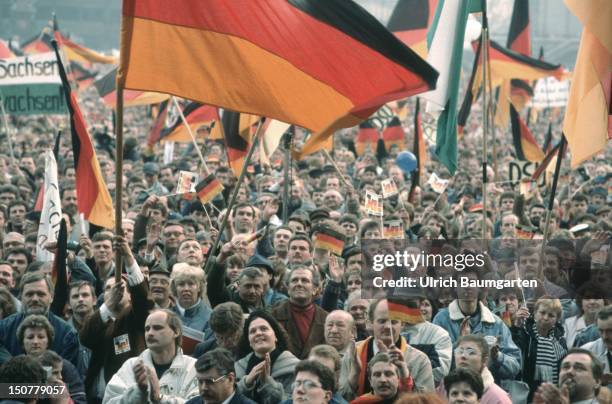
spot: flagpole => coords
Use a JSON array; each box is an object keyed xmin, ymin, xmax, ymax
[
  {"xmin": 282, "ymin": 128, "xmax": 293, "ymax": 223},
  {"xmin": 171, "ymin": 97, "xmax": 210, "ymax": 174},
  {"xmin": 113, "ymin": 85, "xmax": 125, "ymax": 282},
  {"xmin": 481, "ymin": 13, "xmax": 490, "ymax": 240},
  {"xmin": 0, "ymin": 94, "xmax": 16, "ymax": 165},
  {"xmin": 322, "ymin": 149, "xmax": 356, "ymax": 192},
  {"xmin": 203, "ymin": 120, "xmax": 265, "ymax": 273},
  {"xmin": 536, "ymin": 135, "xmax": 566, "ymax": 282}
]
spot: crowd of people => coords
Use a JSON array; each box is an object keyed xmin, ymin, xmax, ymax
[{"xmin": 0, "ymin": 77, "xmax": 610, "ymax": 404}]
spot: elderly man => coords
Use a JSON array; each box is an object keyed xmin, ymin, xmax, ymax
[
  {"xmin": 171, "ymin": 263, "xmax": 212, "ymax": 336},
  {"xmin": 176, "ymin": 239, "xmax": 205, "ymax": 268},
  {"xmin": 187, "ymin": 348, "xmax": 256, "ymax": 404},
  {"xmin": 104, "ymin": 309, "xmax": 198, "ymax": 403},
  {"xmin": 149, "ymin": 266, "xmax": 173, "ymax": 309},
  {"xmin": 0, "ymin": 271, "xmax": 81, "ymax": 369},
  {"xmin": 325, "ymin": 310, "xmax": 355, "ymax": 354},
  {"xmin": 346, "ymin": 291, "xmax": 370, "ymax": 341},
  {"xmin": 272, "ymin": 265, "xmax": 328, "ymax": 359},
  {"xmin": 534, "ymin": 349, "xmax": 604, "ymax": 404}
]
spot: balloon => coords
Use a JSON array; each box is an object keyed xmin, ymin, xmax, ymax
[{"xmin": 396, "ymin": 151, "xmax": 417, "ymax": 173}]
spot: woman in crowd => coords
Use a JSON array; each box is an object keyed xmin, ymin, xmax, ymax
[
  {"xmin": 16, "ymin": 314, "xmax": 86, "ymax": 404},
  {"xmin": 235, "ymin": 310, "xmax": 299, "ymax": 404},
  {"xmin": 564, "ymin": 281, "xmax": 607, "ymax": 347},
  {"xmin": 511, "ymin": 297, "xmax": 568, "ymax": 402}
]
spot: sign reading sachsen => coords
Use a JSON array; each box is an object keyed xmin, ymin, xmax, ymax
[{"xmin": 0, "ymin": 52, "xmax": 67, "ymax": 115}]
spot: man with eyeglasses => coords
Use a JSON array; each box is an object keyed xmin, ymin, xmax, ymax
[
  {"xmin": 187, "ymin": 348, "xmax": 256, "ymax": 404},
  {"xmin": 280, "ymin": 359, "xmax": 339, "ymax": 404}
]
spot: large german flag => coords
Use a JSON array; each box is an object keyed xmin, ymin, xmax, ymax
[
  {"xmin": 55, "ymin": 33, "xmax": 117, "ymax": 65},
  {"xmin": 387, "ymin": 0, "xmax": 438, "ymax": 58},
  {"xmin": 94, "ymin": 67, "xmax": 169, "ymax": 108},
  {"xmin": 507, "ymin": 0, "xmax": 533, "ymax": 110},
  {"xmin": 117, "ymin": 0, "xmax": 438, "ymax": 160},
  {"xmin": 355, "ymin": 120, "xmax": 379, "ymax": 156},
  {"xmin": 52, "ymin": 41, "xmax": 115, "ymax": 229},
  {"xmin": 510, "ymin": 104, "xmax": 544, "ymax": 162},
  {"xmin": 160, "ymin": 101, "xmax": 223, "ymax": 143},
  {"xmin": 457, "ymin": 34, "xmax": 483, "ymax": 134},
  {"xmin": 382, "ymin": 116, "xmax": 405, "ymax": 152}
]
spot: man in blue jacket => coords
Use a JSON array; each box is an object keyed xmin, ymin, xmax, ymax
[{"xmin": 0, "ymin": 271, "xmax": 81, "ymax": 369}]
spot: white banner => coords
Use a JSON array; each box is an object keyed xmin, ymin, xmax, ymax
[
  {"xmin": 36, "ymin": 151, "xmax": 62, "ymax": 262},
  {"xmin": 529, "ymin": 77, "xmax": 570, "ymax": 108},
  {"xmin": 0, "ymin": 52, "xmax": 61, "ymax": 85}
]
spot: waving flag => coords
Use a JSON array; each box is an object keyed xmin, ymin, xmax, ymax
[
  {"xmin": 355, "ymin": 120, "xmax": 380, "ymax": 156},
  {"xmin": 507, "ymin": 0, "xmax": 533, "ymax": 110},
  {"xmin": 382, "ymin": 117, "xmax": 406, "ymax": 152},
  {"xmin": 510, "ymin": 104, "xmax": 544, "ymax": 162},
  {"xmin": 159, "ymin": 101, "xmax": 223, "ymax": 143},
  {"xmin": 52, "ymin": 41, "xmax": 115, "ymax": 229},
  {"xmin": 563, "ymin": 0, "xmax": 611, "ymax": 166},
  {"xmin": 222, "ymin": 111, "xmax": 252, "ymax": 176},
  {"xmin": 94, "ymin": 67, "xmax": 169, "ymax": 108},
  {"xmin": 117, "ymin": 0, "xmax": 438, "ymax": 160},
  {"xmin": 387, "ymin": 0, "xmax": 438, "ymax": 58},
  {"xmin": 0, "ymin": 39, "xmax": 15, "ymax": 58},
  {"xmin": 36, "ymin": 151, "xmax": 62, "ymax": 262}
]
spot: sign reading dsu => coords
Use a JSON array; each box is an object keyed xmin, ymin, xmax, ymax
[{"xmin": 0, "ymin": 52, "xmax": 67, "ymax": 115}]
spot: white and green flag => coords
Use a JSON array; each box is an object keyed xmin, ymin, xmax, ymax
[{"xmin": 0, "ymin": 52, "xmax": 67, "ymax": 115}]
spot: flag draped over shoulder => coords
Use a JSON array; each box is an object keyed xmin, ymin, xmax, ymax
[
  {"xmin": 387, "ymin": 0, "xmax": 438, "ymax": 58},
  {"xmin": 422, "ymin": 0, "xmax": 472, "ymax": 174},
  {"xmin": 36, "ymin": 151, "xmax": 62, "ymax": 262},
  {"xmin": 117, "ymin": 0, "xmax": 438, "ymax": 160},
  {"xmin": 94, "ymin": 67, "xmax": 169, "ymax": 108},
  {"xmin": 52, "ymin": 42, "xmax": 115, "ymax": 229},
  {"xmin": 563, "ymin": 0, "xmax": 611, "ymax": 167},
  {"xmin": 510, "ymin": 104, "xmax": 544, "ymax": 162}
]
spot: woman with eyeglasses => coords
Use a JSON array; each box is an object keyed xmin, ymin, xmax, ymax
[{"xmin": 235, "ymin": 310, "xmax": 299, "ymax": 404}]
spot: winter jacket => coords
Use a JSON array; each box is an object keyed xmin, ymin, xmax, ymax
[
  {"xmin": 401, "ymin": 321, "xmax": 452, "ymax": 384},
  {"xmin": 433, "ymin": 300, "xmax": 522, "ymax": 382},
  {"xmin": 172, "ymin": 299, "xmax": 212, "ymax": 339},
  {"xmin": 582, "ymin": 338, "xmax": 611, "ymax": 373},
  {"xmin": 103, "ymin": 348, "xmax": 198, "ymax": 404},
  {"xmin": 511, "ymin": 317, "xmax": 567, "ymax": 400},
  {"xmin": 0, "ymin": 311, "xmax": 81, "ymax": 369},
  {"xmin": 271, "ymin": 301, "xmax": 328, "ymax": 359},
  {"xmin": 235, "ymin": 350, "xmax": 299, "ymax": 404}
]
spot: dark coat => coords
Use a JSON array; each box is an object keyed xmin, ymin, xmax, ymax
[
  {"xmin": 511, "ymin": 317, "xmax": 567, "ymax": 400},
  {"xmin": 271, "ymin": 301, "xmax": 328, "ymax": 359},
  {"xmin": 0, "ymin": 312, "xmax": 81, "ymax": 369},
  {"xmin": 80, "ymin": 282, "xmax": 154, "ymax": 401},
  {"xmin": 185, "ymin": 391, "xmax": 257, "ymax": 404}
]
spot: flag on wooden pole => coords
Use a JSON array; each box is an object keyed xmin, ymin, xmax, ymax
[{"xmin": 117, "ymin": 0, "xmax": 438, "ymax": 160}]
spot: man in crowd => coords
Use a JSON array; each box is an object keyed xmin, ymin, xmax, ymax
[
  {"xmin": 104, "ymin": 309, "xmax": 198, "ymax": 403},
  {"xmin": 272, "ymin": 266, "xmax": 328, "ymax": 359},
  {"xmin": 351, "ymin": 352, "xmax": 411, "ymax": 404},
  {"xmin": 194, "ymin": 302, "xmax": 244, "ymax": 359},
  {"xmin": 187, "ymin": 348, "xmax": 256, "ymax": 404}
]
